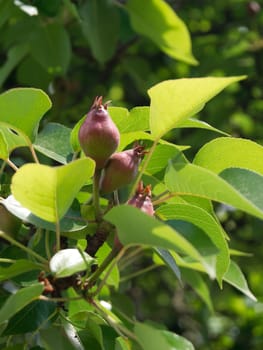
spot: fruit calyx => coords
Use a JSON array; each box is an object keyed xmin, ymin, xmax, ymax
[
  {"xmin": 127, "ymin": 181, "xmax": 155, "ymax": 216},
  {"xmin": 78, "ymin": 96, "xmax": 120, "ymax": 169}
]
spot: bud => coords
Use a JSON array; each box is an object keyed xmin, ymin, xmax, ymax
[
  {"xmin": 127, "ymin": 182, "xmax": 155, "ymax": 216},
  {"xmin": 100, "ymin": 145, "xmax": 146, "ymax": 193},
  {"xmin": 78, "ymin": 96, "xmax": 120, "ymax": 169}
]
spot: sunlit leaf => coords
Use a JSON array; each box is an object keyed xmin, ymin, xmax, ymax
[
  {"xmin": 148, "ymin": 76, "xmax": 246, "ymax": 139},
  {"xmin": 11, "ymin": 158, "xmax": 95, "ymax": 222}
]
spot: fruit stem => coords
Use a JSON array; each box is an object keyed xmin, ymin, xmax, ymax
[
  {"xmin": 6, "ymin": 159, "xmax": 18, "ymax": 172},
  {"xmin": 29, "ymin": 144, "xmax": 39, "ymax": 163},
  {"xmin": 93, "ymin": 169, "xmax": 103, "ymax": 222},
  {"xmin": 128, "ymin": 138, "xmax": 159, "ymax": 199}
]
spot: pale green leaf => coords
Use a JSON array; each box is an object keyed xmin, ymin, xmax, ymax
[
  {"xmin": 148, "ymin": 76, "xmax": 246, "ymax": 139},
  {"xmin": 109, "ymin": 106, "xmax": 150, "ymax": 133},
  {"xmin": 179, "ymin": 118, "xmax": 229, "ymax": 135},
  {"xmin": 134, "ymin": 323, "xmax": 195, "ymax": 350},
  {"xmin": 194, "ymin": 137, "xmax": 263, "ymax": 175},
  {"xmin": 126, "ymin": 0, "xmax": 197, "ymax": 65},
  {"xmin": 11, "ymin": 158, "xmax": 95, "ymax": 222},
  {"xmin": 0, "ymin": 125, "xmax": 27, "ymax": 156},
  {"xmin": 0, "ymin": 283, "xmax": 44, "ymax": 325},
  {"xmin": 105, "ymin": 205, "xmax": 212, "ymax": 276},
  {"xmin": 165, "ymin": 162, "xmax": 263, "ymax": 219},
  {"xmin": 0, "ymin": 130, "xmax": 8, "ymax": 160},
  {"xmin": 224, "ymin": 261, "xmax": 257, "ymax": 301},
  {"xmin": 0, "ymin": 88, "xmax": 52, "ymax": 141},
  {"xmin": 156, "ymin": 203, "xmax": 230, "ymax": 285},
  {"xmin": 49, "ymin": 249, "xmax": 95, "ymax": 278}
]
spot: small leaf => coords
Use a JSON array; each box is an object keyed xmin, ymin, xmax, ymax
[
  {"xmin": 34, "ymin": 122, "xmax": 73, "ymax": 164},
  {"xmin": 0, "ymin": 283, "xmax": 44, "ymax": 325},
  {"xmin": 105, "ymin": 205, "xmax": 211, "ymax": 275},
  {"xmin": 126, "ymin": 0, "xmax": 197, "ymax": 65},
  {"xmin": 223, "ymin": 261, "xmax": 257, "ymax": 301},
  {"xmin": 134, "ymin": 322, "xmax": 195, "ymax": 350},
  {"xmin": 194, "ymin": 137, "xmax": 263, "ymax": 175},
  {"xmin": 49, "ymin": 248, "xmax": 95, "ymax": 278},
  {"xmin": 0, "ymin": 88, "xmax": 52, "ymax": 141},
  {"xmin": 155, "ymin": 248, "xmax": 181, "ymax": 282},
  {"xmin": 148, "ymin": 76, "xmax": 246, "ymax": 139},
  {"xmin": 11, "ymin": 158, "xmax": 95, "ymax": 222}
]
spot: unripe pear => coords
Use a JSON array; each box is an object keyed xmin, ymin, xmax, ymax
[
  {"xmin": 78, "ymin": 96, "xmax": 120, "ymax": 169},
  {"xmin": 100, "ymin": 145, "xmax": 146, "ymax": 193},
  {"xmin": 127, "ymin": 182, "xmax": 155, "ymax": 216}
]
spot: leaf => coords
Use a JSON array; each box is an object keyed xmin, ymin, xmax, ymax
[
  {"xmin": 30, "ymin": 22, "xmax": 71, "ymax": 75},
  {"xmin": 181, "ymin": 268, "xmax": 213, "ymax": 312},
  {"xmin": 80, "ymin": 0, "xmax": 119, "ymax": 64},
  {"xmin": 126, "ymin": 0, "xmax": 197, "ymax": 65},
  {"xmin": 134, "ymin": 323, "xmax": 195, "ymax": 350},
  {"xmin": 1, "ymin": 195, "xmax": 87, "ymax": 232},
  {"xmin": 109, "ymin": 106, "xmax": 149, "ymax": 133},
  {"xmin": 0, "ymin": 130, "xmax": 8, "ymax": 160},
  {"xmin": 49, "ymin": 248, "xmax": 95, "ymax": 278},
  {"xmin": 2, "ymin": 300, "xmax": 56, "ymax": 335},
  {"xmin": 34, "ymin": 123, "xmax": 73, "ymax": 164},
  {"xmin": 224, "ymin": 261, "xmax": 257, "ymax": 301},
  {"xmin": 0, "ymin": 260, "xmax": 40, "ymax": 282},
  {"xmin": 155, "ymin": 248, "xmax": 181, "ymax": 283},
  {"xmin": 0, "ymin": 283, "xmax": 44, "ymax": 325},
  {"xmin": 165, "ymin": 162, "xmax": 263, "ymax": 220},
  {"xmin": 0, "ymin": 88, "xmax": 52, "ymax": 141},
  {"xmin": 11, "ymin": 158, "xmax": 95, "ymax": 222},
  {"xmin": 105, "ymin": 205, "xmax": 212, "ymax": 275},
  {"xmin": 156, "ymin": 204, "xmax": 230, "ymax": 285},
  {"xmin": 179, "ymin": 118, "xmax": 229, "ymax": 136},
  {"xmin": 0, "ymin": 126, "xmax": 27, "ymax": 156},
  {"xmin": 40, "ymin": 324, "xmax": 83, "ymax": 350},
  {"xmin": 0, "ymin": 44, "xmax": 28, "ymax": 87},
  {"xmin": 115, "ymin": 337, "xmax": 132, "ymax": 350},
  {"xmin": 194, "ymin": 137, "xmax": 263, "ymax": 175},
  {"xmin": 97, "ymin": 243, "xmax": 119, "ymax": 289},
  {"xmin": 148, "ymin": 76, "xmax": 246, "ymax": 139}
]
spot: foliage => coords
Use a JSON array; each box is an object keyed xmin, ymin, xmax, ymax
[{"xmin": 1, "ymin": 0, "xmax": 263, "ymax": 349}]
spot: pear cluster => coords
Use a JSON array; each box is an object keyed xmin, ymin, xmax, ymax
[{"xmin": 78, "ymin": 97, "xmax": 146, "ymax": 193}]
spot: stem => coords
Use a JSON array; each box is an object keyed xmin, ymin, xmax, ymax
[
  {"xmin": 93, "ymin": 169, "xmax": 102, "ymax": 221},
  {"xmin": 6, "ymin": 159, "xmax": 18, "ymax": 172},
  {"xmin": 45, "ymin": 230, "xmax": 52, "ymax": 260},
  {"xmin": 120, "ymin": 264, "xmax": 159, "ymax": 283},
  {"xmin": 29, "ymin": 144, "xmax": 39, "ymax": 163},
  {"xmin": 87, "ymin": 245, "xmax": 120, "ymax": 286},
  {"xmin": 0, "ymin": 258, "xmax": 16, "ymax": 263},
  {"xmin": 119, "ymin": 246, "xmax": 146, "ymax": 271},
  {"xmin": 55, "ymin": 220, "xmax": 61, "ymax": 252},
  {"xmin": 39, "ymin": 295, "xmax": 83, "ymax": 303},
  {"xmin": 128, "ymin": 138, "xmax": 159, "ymax": 199},
  {"xmin": 152, "ymin": 193, "xmax": 177, "ymax": 206},
  {"xmin": 0, "ymin": 160, "xmax": 7, "ymax": 174},
  {"xmin": 0, "ymin": 230, "xmax": 48, "ymax": 265}
]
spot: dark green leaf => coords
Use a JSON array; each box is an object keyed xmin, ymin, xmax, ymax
[{"xmin": 0, "ymin": 260, "xmax": 40, "ymax": 282}]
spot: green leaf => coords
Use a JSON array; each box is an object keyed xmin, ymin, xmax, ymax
[
  {"xmin": 0, "ymin": 130, "xmax": 8, "ymax": 160},
  {"xmin": 148, "ymin": 76, "xmax": 246, "ymax": 139},
  {"xmin": 165, "ymin": 162, "xmax": 263, "ymax": 220},
  {"xmin": 156, "ymin": 203, "xmax": 230, "ymax": 285},
  {"xmin": 0, "ymin": 283, "xmax": 44, "ymax": 325},
  {"xmin": 194, "ymin": 137, "xmax": 263, "ymax": 175},
  {"xmin": 34, "ymin": 123, "xmax": 73, "ymax": 164},
  {"xmin": 0, "ymin": 88, "xmax": 52, "ymax": 141},
  {"xmin": 2, "ymin": 300, "xmax": 56, "ymax": 335},
  {"xmin": 80, "ymin": 0, "xmax": 119, "ymax": 64},
  {"xmin": 105, "ymin": 205, "xmax": 212, "ymax": 276},
  {"xmin": 224, "ymin": 261, "xmax": 257, "ymax": 301},
  {"xmin": 11, "ymin": 158, "xmax": 95, "ymax": 222},
  {"xmin": 40, "ymin": 324, "xmax": 82, "ymax": 350},
  {"xmin": 109, "ymin": 106, "xmax": 149, "ymax": 133},
  {"xmin": 97, "ymin": 243, "xmax": 119, "ymax": 289},
  {"xmin": 155, "ymin": 248, "xmax": 181, "ymax": 283},
  {"xmin": 0, "ymin": 260, "xmax": 40, "ymax": 282},
  {"xmin": 126, "ymin": 0, "xmax": 197, "ymax": 65},
  {"xmin": 0, "ymin": 126, "xmax": 27, "ymax": 156},
  {"xmin": 179, "ymin": 118, "xmax": 229, "ymax": 136},
  {"xmin": 0, "ymin": 44, "xmax": 28, "ymax": 87},
  {"xmin": 115, "ymin": 337, "xmax": 132, "ymax": 350},
  {"xmin": 30, "ymin": 22, "xmax": 71, "ymax": 75},
  {"xmin": 134, "ymin": 322, "xmax": 195, "ymax": 350},
  {"xmin": 181, "ymin": 268, "xmax": 213, "ymax": 312},
  {"xmin": 1, "ymin": 195, "xmax": 87, "ymax": 232},
  {"xmin": 49, "ymin": 248, "xmax": 95, "ymax": 278}
]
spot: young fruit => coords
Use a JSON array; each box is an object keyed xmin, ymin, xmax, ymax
[
  {"xmin": 127, "ymin": 182, "xmax": 155, "ymax": 216},
  {"xmin": 100, "ymin": 145, "xmax": 146, "ymax": 193},
  {"xmin": 78, "ymin": 96, "xmax": 120, "ymax": 169}
]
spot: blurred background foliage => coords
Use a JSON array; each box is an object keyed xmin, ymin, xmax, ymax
[{"xmin": 1, "ymin": 0, "xmax": 263, "ymax": 349}]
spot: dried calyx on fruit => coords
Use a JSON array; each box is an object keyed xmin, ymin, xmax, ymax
[
  {"xmin": 127, "ymin": 181, "xmax": 155, "ymax": 216},
  {"xmin": 100, "ymin": 145, "xmax": 146, "ymax": 193},
  {"xmin": 78, "ymin": 96, "xmax": 120, "ymax": 169}
]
